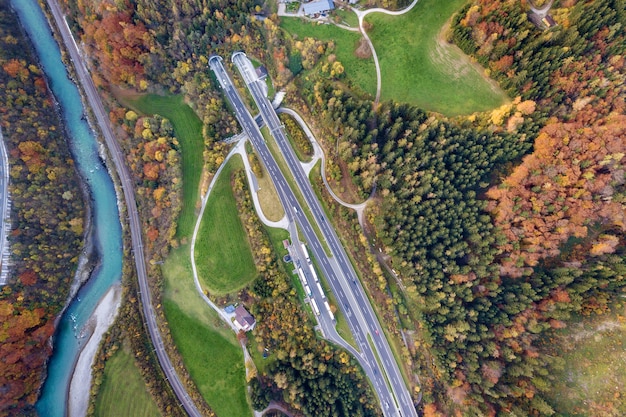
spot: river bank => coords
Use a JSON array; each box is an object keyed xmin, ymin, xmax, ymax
[
  {"xmin": 9, "ymin": 1, "xmax": 124, "ymax": 415},
  {"xmin": 68, "ymin": 284, "xmax": 122, "ymax": 417}
]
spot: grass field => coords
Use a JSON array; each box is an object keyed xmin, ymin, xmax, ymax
[
  {"xmin": 545, "ymin": 305, "xmax": 626, "ymax": 416},
  {"xmin": 334, "ymin": 8, "xmax": 359, "ymax": 28},
  {"xmin": 161, "ymin": 245, "xmax": 253, "ymax": 416},
  {"xmin": 163, "ymin": 300, "xmax": 250, "ymax": 417},
  {"xmin": 127, "ymin": 94, "xmax": 204, "ymax": 238},
  {"xmin": 280, "ymin": 18, "xmax": 376, "ymax": 97},
  {"xmin": 264, "ymin": 226, "xmax": 292, "ymax": 284},
  {"xmin": 94, "ymin": 348, "xmax": 162, "ymax": 417},
  {"xmin": 366, "ymin": 0, "xmax": 508, "ymax": 115},
  {"xmin": 162, "ymin": 245, "xmax": 231, "ymax": 329},
  {"xmin": 194, "ymin": 155, "xmax": 258, "ymax": 295},
  {"xmin": 256, "ymin": 167, "xmax": 285, "ymax": 222}
]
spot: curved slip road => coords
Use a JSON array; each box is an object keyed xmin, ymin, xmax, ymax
[
  {"xmin": 44, "ymin": 1, "xmax": 203, "ymax": 415},
  {"xmin": 276, "ymin": 107, "xmax": 370, "ymax": 229}
]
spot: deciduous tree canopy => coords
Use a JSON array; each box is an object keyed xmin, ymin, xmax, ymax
[{"xmin": 0, "ymin": 3, "xmax": 86, "ymax": 412}]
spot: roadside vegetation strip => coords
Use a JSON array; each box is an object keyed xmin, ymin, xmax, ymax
[
  {"xmin": 94, "ymin": 348, "xmax": 163, "ymax": 417},
  {"xmin": 194, "ymin": 154, "xmax": 258, "ymax": 295},
  {"xmin": 279, "ymin": 113, "xmax": 313, "ymax": 163},
  {"xmin": 239, "ymin": 224, "xmax": 287, "ymax": 375},
  {"xmin": 279, "ymin": 18, "xmax": 376, "ymax": 97},
  {"xmin": 163, "ymin": 300, "xmax": 251, "ymax": 417},
  {"xmin": 365, "ymin": 0, "xmax": 508, "ymax": 115},
  {"xmin": 125, "ymin": 94, "xmax": 204, "ymax": 238},
  {"xmin": 245, "ymin": 146, "xmax": 285, "ymax": 222}
]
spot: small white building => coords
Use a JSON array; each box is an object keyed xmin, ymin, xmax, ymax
[{"xmin": 302, "ymin": 0, "xmax": 335, "ymax": 16}]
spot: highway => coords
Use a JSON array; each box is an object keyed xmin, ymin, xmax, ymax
[
  {"xmin": 231, "ymin": 52, "xmax": 417, "ymax": 417},
  {"xmin": 213, "ymin": 53, "xmax": 416, "ymax": 417},
  {"xmin": 44, "ymin": 2, "xmax": 203, "ymax": 416},
  {"xmin": 0, "ymin": 126, "xmax": 10, "ymax": 286}
]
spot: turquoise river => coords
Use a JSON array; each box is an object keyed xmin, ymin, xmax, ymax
[{"xmin": 10, "ymin": 0, "xmax": 123, "ymax": 416}]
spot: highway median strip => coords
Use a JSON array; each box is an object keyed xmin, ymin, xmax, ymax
[{"xmin": 260, "ymin": 126, "xmax": 332, "ymax": 256}]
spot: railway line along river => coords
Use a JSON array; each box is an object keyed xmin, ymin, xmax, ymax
[{"xmin": 10, "ymin": 1, "xmax": 123, "ymax": 416}]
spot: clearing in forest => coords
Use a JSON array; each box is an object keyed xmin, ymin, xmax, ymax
[
  {"xmin": 366, "ymin": 0, "xmax": 508, "ymax": 115},
  {"xmin": 545, "ymin": 304, "xmax": 626, "ymax": 416}
]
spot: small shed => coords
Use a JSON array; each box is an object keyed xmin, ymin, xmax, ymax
[
  {"xmin": 542, "ymin": 15, "xmax": 557, "ymax": 28},
  {"xmin": 234, "ymin": 305, "xmax": 256, "ymax": 332},
  {"xmin": 255, "ymin": 65, "xmax": 268, "ymax": 79}
]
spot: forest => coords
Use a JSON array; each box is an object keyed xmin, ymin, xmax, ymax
[
  {"xmin": 21, "ymin": 0, "xmax": 625, "ymax": 416},
  {"xmin": 295, "ymin": 0, "xmax": 625, "ymax": 414},
  {"xmin": 0, "ymin": 1, "xmax": 86, "ymax": 414}
]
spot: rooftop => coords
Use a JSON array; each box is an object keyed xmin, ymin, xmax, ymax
[
  {"xmin": 234, "ymin": 305, "xmax": 256, "ymax": 332},
  {"xmin": 302, "ymin": 0, "xmax": 334, "ymax": 16}
]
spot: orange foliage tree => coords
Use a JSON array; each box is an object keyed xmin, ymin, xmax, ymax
[
  {"xmin": 488, "ymin": 113, "xmax": 626, "ymax": 276},
  {"xmin": 81, "ymin": 2, "xmax": 152, "ymax": 86}
]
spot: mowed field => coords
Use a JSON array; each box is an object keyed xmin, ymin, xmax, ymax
[
  {"xmin": 280, "ymin": 18, "xmax": 376, "ymax": 97},
  {"xmin": 164, "ymin": 300, "xmax": 250, "ymax": 417},
  {"xmin": 194, "ymin": 154, "xmax": 258, "ymax": 295},
  {"xmin": 127, "ymin": 94, "xmax": 204, "ymax": 238},
  {"xmin": 94, "ymin": 348, "xmax": 162, "ymax": 417},
  {"xmin": 366, "ymin": 0, "xmax": 508, "ymax": 115},
  {"xmin": 161, "ymin": 245, "xmax": 252, "ymax": 417},
  {"xmin": 546, "ymin": 305, "xmax": 626, "ymax": 416}
]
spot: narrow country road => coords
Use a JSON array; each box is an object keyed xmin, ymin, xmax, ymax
[
  {"xmin": 43, "ymin": 2, "xmax": 203, "ymax": 416},
  {"xmin": 527, "ymin": 0, "xmax": 555, "ymax": 15},
  {"xmin": 351, "ymin": 0, "xmax": 420, "ymax": 105}
]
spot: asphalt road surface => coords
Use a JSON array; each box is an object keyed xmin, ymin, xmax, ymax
[
  {"xmin": 232, "ymin": 52, "xmax": 417, "ymax": 417},
  {"xmin": 44, "ymin": 2, "xmax": 203, "ymax": 416},
  {"xmin": 0, "ymin": 126, "xmax": 10, "ymax": 285},
  {"xmin": 214, "ymin": 52, "xmax": 417, "ymax": 417}
]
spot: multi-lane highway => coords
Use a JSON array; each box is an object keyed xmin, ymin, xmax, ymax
[
  {"xmin": 0, "ymin": 126, "xmax": 10, "ymax": 286},
  {"xmin": 214, "ymin": 52, "xmax": 417, "ymax": 417},
  {"xmin": 232, "ymin": 52, "xmax": 417, "ymax": 417},
  {"xmin": 44, "ymin": 1, "xmax": 203, "ymax": 416}
]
